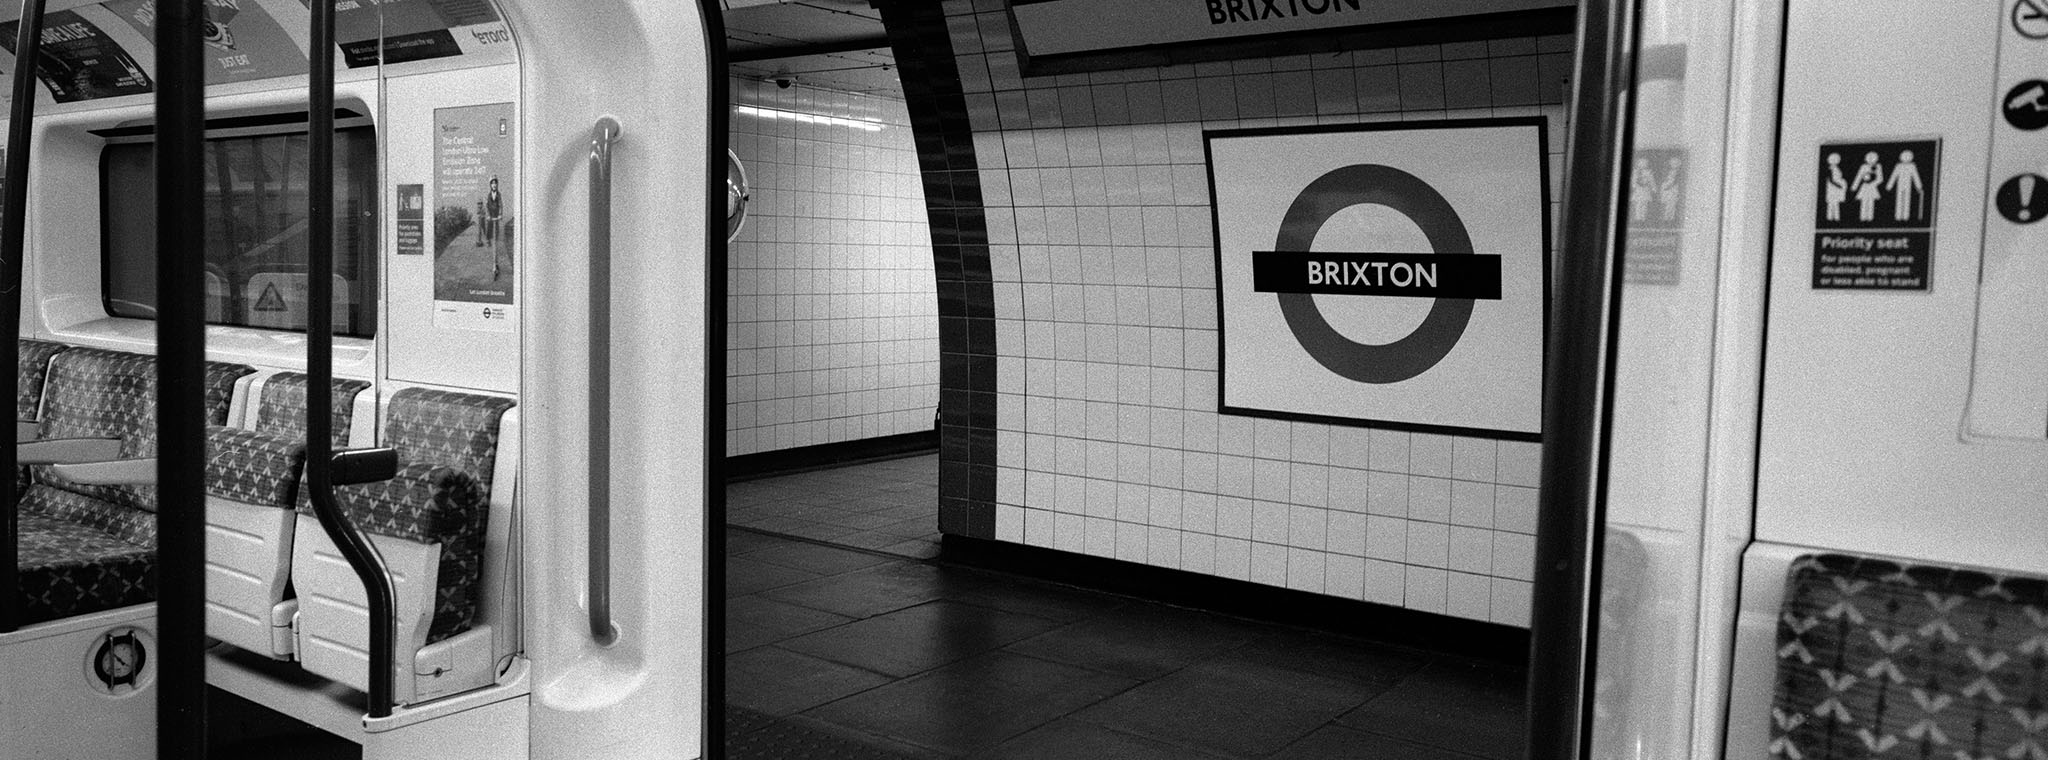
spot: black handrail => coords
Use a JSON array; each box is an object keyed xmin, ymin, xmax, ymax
[
  {"xmin": 0, "ymin": 0, "xmax": 46, "ymax": 638},
  {"xmin": 587, "ymin": 117, "xmax": 620, "ymax": 647},
  {"xmin": 154, "ymin": 0, "xmax": 209, "ymax": 756},
  {"xmin": 1525, "ymin": 0, "xmax": 1638, "ymax": 758},
  {"xmin": 303, "ymin": 0, "xmax": 400, "ymax": 718}
]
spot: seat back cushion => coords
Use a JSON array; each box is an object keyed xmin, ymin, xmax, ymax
[
  {"xmin": 255, "ymin": 374, "xmax": 371, "ymax": 446},
  {"xmin": 1771, "ymin": 553, "xmax": 2048, "ymax": 760},
  {"xmin": 35, "ymin": 348, "xmax": 253, "ymax": 511},
  {"xmin": 382, "ymin": 388, "xmax": 516, "ymax": 492}
]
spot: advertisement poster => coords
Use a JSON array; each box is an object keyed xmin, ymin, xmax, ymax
[
  {"xmin": 323, "ymin": 0, "xmax": 507, "ymax": 68},
  {"xmin": 432, "ymin": 102, "xmax": 514, "ymax": 332},
  {"xmin": 1209, "ymin": 119, "xmax": 1550, "ymax": 440},
  {"xmin": 104, "ymin": 0, "xmax": 309, "ymax": 84},
  {"xmin": 0, "ymin": 10, "xmax": 152, "ymax": 103}
]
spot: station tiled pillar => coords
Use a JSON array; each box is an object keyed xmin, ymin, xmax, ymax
[{"xmin": 875, "ymin": 0, "xmax": 998, "ymax": 540}]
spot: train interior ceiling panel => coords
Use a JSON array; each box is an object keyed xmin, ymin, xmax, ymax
[{"xmin": 0, "ymin": 0, "xmax": 2041, "ymax": 759}]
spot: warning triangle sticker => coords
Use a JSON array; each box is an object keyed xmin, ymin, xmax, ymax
[{"xmin": 253, "ymin": 282, "xmax": 287, "ymax": 312}]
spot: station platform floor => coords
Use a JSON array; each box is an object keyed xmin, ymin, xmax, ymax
[{"xmin": 722, "ymin": 454, "xmax": 1529, "ymax": 760}]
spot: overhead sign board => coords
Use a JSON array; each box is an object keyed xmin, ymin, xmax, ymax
[
  {"xmin": 1210, "ymin": 119, "xmax": 1550, "ymax": 440},
  {"xmin": 1010, "ymin": 0, "xmax": 1572, "ymax": 64}
]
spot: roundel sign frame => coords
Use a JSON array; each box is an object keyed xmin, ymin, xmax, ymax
[{"xmin": 1207, "ymin": 118, "xmax": 1552, "ymax": 440}]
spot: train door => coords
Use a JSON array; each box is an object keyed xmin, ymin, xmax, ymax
[
  {"xmin": 0, "ymin": 1, "xmax": 721, "ymax": 758},
  {"xmin": 1540, "ymin": 0, "xmax": 2048, "ymax": 757}
]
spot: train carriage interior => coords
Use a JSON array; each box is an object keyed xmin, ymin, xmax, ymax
[{"xmin": 0, "ymin": 1, "xmax": 2042, "ymax": 759}]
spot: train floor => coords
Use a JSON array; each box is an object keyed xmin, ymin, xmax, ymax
[{"xmin": 722, "ymin": 455, "xmax": 1529, "ymax": 760}]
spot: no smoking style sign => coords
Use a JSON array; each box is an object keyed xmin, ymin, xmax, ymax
[{"xmin": 1209, "ymin": 119, "xmax": 1550, "ymax": 439}]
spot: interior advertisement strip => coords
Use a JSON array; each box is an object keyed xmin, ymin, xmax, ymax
[
  {"xmin": 431, "ymin": 102, "xmax": 516, "ymax": 332},
  {"xmin": 104, "ymin": 0, "xmax": 309, "ymax": 83},
  {"xmin": 0, "ymin": 9, "xmax": 151, "ymax": 102},
  {"xmin": 1209, "ymin": 118, "xmax": 1550, "ymax": 439},
  {"xmin": 326, "ymin": 0, "xmax": 506, "ymax": 68},
  {"xmin": 1011, "ymin": 0, "xmax": 1572, "ymax": 60}
]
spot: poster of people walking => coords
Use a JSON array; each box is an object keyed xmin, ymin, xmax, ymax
[{"xmin": 432, "ymin": 102, "xmax": 516, "ymax": 332}]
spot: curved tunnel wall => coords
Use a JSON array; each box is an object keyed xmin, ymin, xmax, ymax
[
  {"xmin": 726, "ymin": 78, "xmax": 940, "ymax": 456},
  {"xmin": 882, "ymin": 0, "xmax": 1571, "ymax": 626}
]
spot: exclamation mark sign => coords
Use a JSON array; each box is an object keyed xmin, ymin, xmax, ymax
[{"xmin": 2023, "ymin": 175, "xmax": 2036, "ymax": 221}]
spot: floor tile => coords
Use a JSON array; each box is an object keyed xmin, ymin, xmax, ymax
[
  {"xmin": 726, "ymin": 529, "xmax": 783, "ymax": 556},
  {"xmin": 935, "ymin": 574, "xmax": 1129, "ymax": 624},
  {"xmin": 1071, "ymin": 656, "xmax": 1377, "ymax": 757},
  {"xmin": 745, "ymin": 539, "xmax": 895, "ymax": 575},
  {"xmin": 1217, "ymin": 629, "xmax": 1431, "ymax": 697},
  {"xmin": 726, "ymin": 594, "xmax": 858, "ymax": 653},
  {"xmin": 760, "ymin": 560, "xmax": 971, "ymax": 619},
  {"xmin": 1003, "ymin": 603, "xmax": 1263, "ymax": 679},
  {"xmin": 729, "ymin": 714, "xmax": 947, "ymax": 760},
  {"xmin": 1336, "ymin": 658, "xmax": 1528, "ymax": 759},
  {"xmin": 1269, "ymin": 725, "xmax": 1488, "ymax": 760},
  {"xmin": 806, "ymin": 651, "xmax": 1138, "ymax": 757},
  {"xmin": 728, "ymin": 555, "xmax": 824, "ymax": 596},
  {"xmin": 974, "ymin": 718, "xmax": 1232, "ymax": 760},
  {"xmin": 782, "ymin": 600, "xmax": 1064, "ymax": 677},
  {"xmin": 726, "ymin": 646, "xmax": 892, "ymax": 716}
]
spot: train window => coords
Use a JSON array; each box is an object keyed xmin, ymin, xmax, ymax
[{"xmin": 100, "ymin": 124, "xmax": 379, "ymax": 337}]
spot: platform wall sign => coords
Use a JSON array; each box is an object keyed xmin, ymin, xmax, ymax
[
  {"xmin": 1010, "ymin": 0, "xmax": 1571, "ymax": 61},
  {"xmin": 1209, "ymin": 118, "xmax": 1549, "ymax": 440},
  {"xmin": 1812, "ymin": 138, "xmax": 1940, "ymax": 290}
]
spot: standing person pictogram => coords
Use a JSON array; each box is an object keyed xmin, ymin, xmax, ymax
[
  {"xmin": 1629, "ymin": 157, "xmax": 1655, "ymax": 222},
  {"xmin": 1887, "ymin": 150, "xmax": 1925, "ymax": 222},
  {"xmin": 1851, "ymin": 151, "xmax": 1884, "ymax": 222},
  {"xmin": 1824, "ymin": 152, "xmax": 1848, "ymax": 222}
]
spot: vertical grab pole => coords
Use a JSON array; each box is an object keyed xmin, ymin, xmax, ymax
[
  {"xmin": 587, "ymin": 117, "xmax": 620, "ymax": 646},
  {"xmin": 154, "ymin": 0, "xmax": 209, "ymax": 755},
  {"xmin": 304, "ymin": 0, "xmax": 399, "ymax": 718},
  {"xmin": 0, "ymin": 0, "xmax": 47, "ymax": 637},
  {"xmin": 1525, "ymin": 0, "xmax": 1638, "ymax": 757}
]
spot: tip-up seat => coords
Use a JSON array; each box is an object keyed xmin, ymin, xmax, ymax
[
  {"xmin": 203, "ymin": 373, "xmax": 370, "ymax": 658},
  {"xmin": 13, "ymin": 347, "xmax": 252, "ymax": 626},
  {"xmin": 1768, "ymin": 553, "xmax": 2048, "ymax": 760},
  {"xmin": 291, "ymin": 387, "xmax": 516, "ymax": 705}
]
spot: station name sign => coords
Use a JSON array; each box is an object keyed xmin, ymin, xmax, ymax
[{"xmin": 1010, "ymin": 0, "xmax": 1572, "ymax": 60}]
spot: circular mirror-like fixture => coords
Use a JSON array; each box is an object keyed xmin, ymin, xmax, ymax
[{"xmin": 726, "ymin": 149, "xmax": 751, "ymax": 242}]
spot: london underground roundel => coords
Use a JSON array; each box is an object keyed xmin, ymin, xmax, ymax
[{"xmin": 1208, "ymin": 119, "xmax": 1550, "ymax": 439}]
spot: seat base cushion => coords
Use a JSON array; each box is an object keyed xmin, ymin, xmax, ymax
[{"xmin": 16, "ymin": 513, "xmax": 155, "ymax": 626}]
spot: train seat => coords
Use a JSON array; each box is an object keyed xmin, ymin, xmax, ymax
[
  {"xmin": 1767, "ymin": 553, "xmax": 2048, "ymax": 760},
  {"xmin": 290, "ymin": 387, "xmax": 518, "ymax": 705},
  {"xmin": 205, "ymin": 372, "xmax": 373, "ymax": 659},
  {"xmin": 15, "ymin": 492, "xmax": 157, "ymax": 626},
  {"xmin": 12, "ymin": 346, "xmax": 254, "ymax": 626}
]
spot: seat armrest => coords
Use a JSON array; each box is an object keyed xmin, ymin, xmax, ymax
[
  {"xmin": 18, "ymin": 436, "xmax": 122, "ymax": 465},
  {"xmin": 51, "ymin": 457, "xmax": 158, "ymax": 485},
  {"xmin": 16, "ymin": 420, "xmax": 37, "ymax": 440}
]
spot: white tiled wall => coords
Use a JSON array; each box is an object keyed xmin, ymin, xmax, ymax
[
  {"xmin": 727, "ymin": 79, "xmax": 940, "ymax": 456},
  {"xmin": 945, "ymin": 1, "xmax": 1571, "ymax": 626}
]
